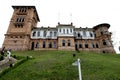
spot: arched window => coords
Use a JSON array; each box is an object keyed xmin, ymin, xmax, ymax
[
  {"xmin": 79, "ymin": 44, "xmax": 82, "ymax": 48},
  {"xmin": 35, "ymin": 42, "xmax": 39, "ymax": 48},
  {"xmin": 85, "ymin": 44, "xmax": 88, "ymax": 48},
  {"xmin": 68, "ymin": 40, "xmax": 71, "ymax": 46},
  {"xmin": 102, "ymin": 40, "xmax": 107, "ymax": 46},
  {"xmin": 31, "ymin": 42, "xmax": 34, "ymax": 50},
  {"xmin": 96, "ymin": 43, "xmax": 99, "ymax": 48},
  {"xmin": 32, "ymin": 31, "xmax": 36, "ymax": 37},
  {"xmin": 62, "ymin": 40, "xmax": 65, "ymax": 46},
  {"xmin": 92, "ymin": 43, "xmax": 95, "ymax": 48},
  {"xmin": 78, "ymin": 33, "xmax": 80, "ymax": 37},
  {"xmin": 42, "ymin": 41, "xmax": 46, "ymax": 48},
  {"xmin": 49, "ymin": 42, "xmax": 52, "ymax": 48}
]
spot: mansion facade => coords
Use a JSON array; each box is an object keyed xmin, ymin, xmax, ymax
[{"xmin": 2, "ymin": 6, "xmax": 115, "ymax": 53}]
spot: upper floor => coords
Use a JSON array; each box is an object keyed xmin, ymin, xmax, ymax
[{"xmin": 31, "ymin": 23, "xmax": 111, "ymax": 40}]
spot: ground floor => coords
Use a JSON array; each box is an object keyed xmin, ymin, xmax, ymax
[
  {"xmin": 30, "ymin": 38, "xmax": 115, "ymax": 53},
  {"xmin": 2, "ymin": 36, "xmax": 115, "ymax": 53}
]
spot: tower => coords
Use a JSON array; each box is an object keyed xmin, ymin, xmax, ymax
[
  {"xmin": 93, "ymin": 23, "xmax": 115, "ymax": 53},
  {"xmin": 2, "ymin": 6, "xmax": 40, "ymax": 51},
  {"xmin": 57, "ymin": 22, "xmax": 75, "ymax": 50}
]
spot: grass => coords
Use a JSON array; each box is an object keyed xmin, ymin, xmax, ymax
[{"xmin": 0, "ymin": 50, "xmax": 120, "ymax": 80}]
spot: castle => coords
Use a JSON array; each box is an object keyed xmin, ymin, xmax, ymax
[{"xmin": 2, "ymin": 6, "xmax": 115, "ymax": 53}]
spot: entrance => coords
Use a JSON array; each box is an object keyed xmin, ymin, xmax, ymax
[
  {"xmin": 31, "ymin": 42, "xmax": 34, "ymax": 50},
  {"xmin": 75, "ymin": 44, "xmax": 78, "ymax": 50}
]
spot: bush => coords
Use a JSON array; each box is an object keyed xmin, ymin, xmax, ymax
[{"xmin": 0, "ymin": 56, "xmax": 4, "ymax": 61}]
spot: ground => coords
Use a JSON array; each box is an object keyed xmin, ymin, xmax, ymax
[{"xmin": 0, "ymin": 50, "xmax": 120, "ymax": 80}]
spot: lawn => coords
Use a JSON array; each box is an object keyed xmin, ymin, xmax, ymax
[{"xmin": 0, "ymin": 50, "xmax": 120, "ymax": 80}]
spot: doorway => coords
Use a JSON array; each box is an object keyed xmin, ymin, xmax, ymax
[{"xmin": 31, "ymin": 42, "xmax": 34, "ymax": 50}]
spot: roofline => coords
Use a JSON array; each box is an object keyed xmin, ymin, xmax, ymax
[
  {"xmin": 93, "ymin": 23, "xmax": 110, "ymax": 29},
  {"xmin": 12, "ymin": 5, "xmax": 40, "ymax": 22}
]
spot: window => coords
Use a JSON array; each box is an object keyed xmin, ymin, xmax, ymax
[
  {"xmin": 100, "ymin": 31, "xmax": 103, "ymax": 35},
  {"xmin": 59, "ymin": 28, "xmax": 61, "ymax": 32},
  {"xmin": 49, "ymin": 42, "xmax": 52, "ymax": 48},
  {"xmin": 92, "ymin": 43, "xmax": 95, "ymax": 48},
  {"xmin": 79, "ymin": 44, "xmax": 82, "ymax": 48},
  {"xmin": 37, "ymin": 31, "xmax": 40, "ymax": 37},
  {"xmin": 102, "ymin": 40, "xmax": 107, "ymax": 46},
  {"xmin": 83, "ymin": 31, "xmax": 86, "ymax": 37},
  {"xmin": 100, "ymin": 29, "xmax": 104, "ymax": 35},
  {"xmin": 74, "ymin": 32, "xmax": 76, "ymax": 35},
  {"xmin": 54, "ymin": 31, "xmax": 57, "ymax": 37},
  {"xmin": 35, "ymin": 42, "xmax": 39, "ymax": 48},
  {"xmin": 15, "ymin": 24, "xmax": 23, "ymax": 28},
  {"xmin": 67, "ymin": 29, "xmax": 69, "ymax": 34},
  {"xmin": 62, "ymin": 40, "xmax": 65, "ymax": 46},
  {"xmin": 68, "ymin": 40, "xmax": 71, "ymax": 46},
  {"xmin": 63, "ymin": 29, "xmax": 65, "ymax": 34},
  {"xmin": 78, "ymin": 33, "xmax": 81, "ymax": 37},
  {"xmin": 90, "ymin": 32, "xmax": 93, "ymax": 37},
  {"xmin": 96, "ymin": 43, "xmax": 99, "ymax": 48},
  {"xmin": 20, "ymin": 36, "xmax": 22, "ymax": 38},
  {"xmin": 11, "ymin": 36, "xmax": 13, "ymax": 38},
  {"xmin": 42, "ymin": 41, "xmax": 46, "ymax": 48},
  {"xmin": 15, "ymin": 36, "xmax": 18, "ymax": 38},
  {"xmin": 70, "ymin": 29, "xmax": 72, "ymax": 33},
  {"xmin": 33, "ymin": 31, "xmax": 36, "ymax": 37},
  {"xmin": 16, "ymin": 17, "xmax": 24, "ymax": 22},
  {"xmin": 54, "ymin": 41, "xmax": 56, "ymax": 48},
  {"xmin": 44, "ymin": 31, "xmax": 47, "ymax": 37},
  {"xmin": 85, "ymin": 44, "xmax": 88, "ymax": 48},
  {"xmin": 19, "ymin": 8, "xmax": 26, "ymax": 12},
  {"xmin": 50, "ymin": 31, "xmax": 52, "ymax": 37}
]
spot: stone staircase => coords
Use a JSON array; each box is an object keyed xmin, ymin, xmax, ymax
[{"xmin": 0, "ymin": 57, "xmax": 17, "ymax": 70}]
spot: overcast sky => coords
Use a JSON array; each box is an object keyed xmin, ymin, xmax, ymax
[{"xmin": 0, "ymin": 0, "xmax": 120, "ymax": 53}]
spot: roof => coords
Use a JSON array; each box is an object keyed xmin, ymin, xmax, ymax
[
  {"xmin": 32, "ymin": 26, "xmax": 57, "ymax": 31},
  {"xmin": 93, "ymin": 23, "xmax": 110, "ymax": 30},
  {"xmin": 56, "ymin": 22, "xmax": 75, "ymax": 28},
  {"xmin": 75, "ymin": 27, "xmax": 93, "ymax": 31},
  {"xmin": 12, "ymin": 5, "xmax": 40, "ymax": 22}
]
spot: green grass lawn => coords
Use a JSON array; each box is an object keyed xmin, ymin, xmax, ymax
[{"xmin": 0, "ymin": 50, "xmax": 120, "ymax": 80}]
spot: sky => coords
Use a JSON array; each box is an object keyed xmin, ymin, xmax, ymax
[{"xmin": 0, "ymin": 0, "xmax": 120, "ymax": 53}]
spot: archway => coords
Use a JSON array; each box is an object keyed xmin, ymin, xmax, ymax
[
  {"xmin": 31, "ymin": 42, "xmax": 34, "ymax": 50},
  {"xmin": 75, "ymin": 44, "xmax": 78, "ymax": 50}
]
